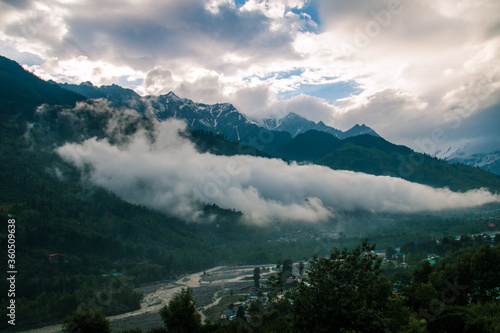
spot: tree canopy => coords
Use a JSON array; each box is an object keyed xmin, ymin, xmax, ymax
[
  {"xmin": 62, "ymin": 306, "xmax": 110, "ymax": 333},
  {"xmin": 294, "ymin": 239, "xmax": 392, "ymax": 333},
  {"xmin": 159, "ymin": 288, "xmax": 201, "ymax": 333}
]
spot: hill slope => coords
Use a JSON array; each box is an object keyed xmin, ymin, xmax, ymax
[
  {"xmin": 0, "ymin": 55, "xmax": 84, "ymax": 120},
  {"xmin": 275, "ymin": 130, "xmax": 500, "ymax": 192},
  {"xmin": 0, "ymin": 57, "xmax": 314, "ymax": 330}
]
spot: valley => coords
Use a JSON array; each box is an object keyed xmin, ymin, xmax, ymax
[
  {"xmin": 24, "ymin": 264, "xmax": 279, "ymax": 332},
  {"xmin": 0, "ymin": 54, "xmax": 499, "ymax": 332}
]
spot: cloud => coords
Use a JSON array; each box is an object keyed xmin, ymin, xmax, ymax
[
  {"xmin": 332, "ymin": 89, "xmax": 431, "ymax": 141},
  {"xmin": 2, "ymin": 0, "xmax": 500, "ymax": 156},
  {"xmin": 143, "ymin": 66, "xmax": 175, "ymax": 96},
  {"xmin": 261, "ymin": 93, "xmax": 335, "ymax": 123},
  {"xmin": 56, "ymin": 114, "xmax": 500, "ymax": 225}
]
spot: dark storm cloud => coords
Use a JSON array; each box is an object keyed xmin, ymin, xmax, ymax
[
  {"xmin": 440, "ymin": 103, "xmax": 500, "ymax": 153},
  {"xmin": 1, "ymin": 0, "xmax": 32, "ymax": 9}
]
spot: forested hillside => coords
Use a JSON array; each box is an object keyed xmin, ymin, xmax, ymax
[{"xmin": 275, "ymin": 130, "xmax": 500, "ymax": 192}]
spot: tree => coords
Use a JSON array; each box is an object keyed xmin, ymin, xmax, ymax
[
  {"xmin": 298, "ymin": 261, "xmax": 305, "ymax": 277},
  {"xmin": 62, "ymin": 306, "xmax": 110, "ymax": 333},
  {"xmin": 469, "ymin": 245, "xmax": 500, "ymax": 303},
  {"xmin": 236, "ymin": 305, "xmax": 245, "ymax": 321},
  {"xmin": 293, "ymin": 240, "xmax": 392, "ymax": 333},
  {"xmin": 412, "ymin": 260, "xmax": 433, "ymax": 285},
  {"xmin": 386, "ymin": 246, "xmax": 396, "ymax": 260},
  {"xmin": 282, "ymin": 258, "xmax": 293, "ymax": 279},
  {"xmin": 253, "ymin": 267, "xmax": 261, "ymax": 289},
  {"xmin": 159, "ymin": 288, "xmax": 201, "ymax": 333},
  {"xmin": 464, "ymin": 302, "xmax": 500, "ymax": 331},
  {"xmin": 382, "ymin": 297, "xmax": 413, "ymax": 333}
]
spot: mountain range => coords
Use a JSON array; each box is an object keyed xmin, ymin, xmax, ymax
[
  {"xmin": 0, "ymin": 54, "xmax": 497, "ymax": 194},
  {"xmin": 434, "ymin": 145, "xmax": 500, "ymax": 176},
  {"xmin": 59, "ymin": 80, "xmax": 500, "ymax": 177},
  {"xmin": 57, "ymin": 80, "xmax": 500, "ymax": 187},
  {"xmin": 262, "ymin": 111, "xmax": 379, "ymax": 139},
  {"xmin": 58, "ymin": 81, "xmax": 379, "ymax": 153}
]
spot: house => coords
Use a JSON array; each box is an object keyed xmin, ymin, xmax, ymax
[
  {"xmin": 220, "ymin": 309, "xmax": 236, "ymax": 322},
  {"xmin": 424, "ymin": 254, "xmax": 441, "ymax": 265}
]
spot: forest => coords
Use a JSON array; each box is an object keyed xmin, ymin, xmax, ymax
[{"xmin": 63, "ymin": 237, "xmax": 500, "ymax": 332}]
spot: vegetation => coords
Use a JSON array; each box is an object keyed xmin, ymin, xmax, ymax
[
  {"xmin": 62, "ymin": 306, "xmax": 110, "ymax": 333},
  {"xmin": 159, "ymin": 288, "xmax": 202, "ymax": 333},
  {"xmin": 0, "ymin": 55, "xmax": 84, "ymax": 121},
  {"xmin": 294, "ymin": 240, "xmax": 392, "ymax": 332},
  {"xmin": 253, "ymin": 267, "xmax": 261, "ymax": 289},
  {"xmin": 275, "ymin": 129, "xmax": 500, "ymax": 193},
  {"xmin": 142, "ymin": 238, "xmax": 499, "ymax": 333}
]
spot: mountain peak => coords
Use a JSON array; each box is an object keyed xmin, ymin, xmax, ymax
[
  {"xmin": 344, "ymin": 124, "xmax": 380, "ymax": 138},
  {"xmin": 282, "ymin": 112, "xmax": 302, "ymax": 120},
  {"xmin": 166, "ymin": 91, "xmax": 179, "ymax": 98},
  {"xmin": 80, "ymin": 81, "xmax": 95, "ymax": 87},
  {"xmin": 264, "ymin": 112, "xmax": 378, "ymax": 140}
]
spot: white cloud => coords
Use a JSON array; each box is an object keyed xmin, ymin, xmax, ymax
[
  {"xmin": 1, "ymin": 0, "xmax": 500, "ymax": 153},
  {"xmin": 141, "ymin": 66, "xmax": 176, "ymax": 96},
  {"xmin": 56, "ymin": 116, "xmax": 500, "ymax": 225},
  {"xmin": 25, "ymin": 55, "xmax": 144, "ymax": 85}
]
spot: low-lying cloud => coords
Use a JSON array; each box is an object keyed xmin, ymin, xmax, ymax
[{"xmin": 57, "ymin": 119, "xmax": 500, "ymax": 224}]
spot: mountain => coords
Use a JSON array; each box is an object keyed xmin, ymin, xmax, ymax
[
  {"xmin": 59, "ymin": 81, "xmax": 140, "ymax": 100},
  {"xmin": 452, "ymin": 151, "xmax": 500, "ymax": 175},
  {"xmin": 0, "ymin": 56, "xmax": 304, "ymax": 329},
  {"xmin": 343, "ymin": 124, "xmax": 380, "ymax": 138},
  {"xmin": 263, "ymin": 112, "xmax": 344, "ymax": 138},
  {"xmin": 58, "ymin": 83, "xmax": 292, "ymax": 153},
  {"xmin": 263, "ymin": 112, "xmax": 380, "ymax": 139},
  {"xmin": 435, "ymin": 145, "xmax": 500, "ymax": 176},
  {"xmin": 5, "ymin": 55, "xmax": 500, "ymax": 332},
  {"xmin": 274, "ymin": 130, "xmax": 500, "ymax": 192},
  {"xmin": 143, "ymin": 92, "xmax": 292, "ymax": 153},
  {"xmin": 58, "ymin": 81, "xmax": 145, "ymax": 111},
  {"xmin": 0, "ymin": 55, "xmax": 84, "ymax": 120},
  {"xmin": 58, "ymin": 84, "xmax": 378, "ymax": 153},
  {"xmin": 56, "ymin": 80, "xmax": 500, "ymax": 192},
  {"xmin": 274, "ymin": 129, "xmax": 343, "ymax": 161}
]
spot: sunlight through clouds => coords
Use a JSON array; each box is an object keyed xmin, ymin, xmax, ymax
[{"xmin": 1, "ymin": 0, "xmax": 499, "ymax": 154}]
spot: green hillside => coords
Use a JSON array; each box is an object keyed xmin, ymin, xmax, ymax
[
  {"xmin": 275, "ymin": 130, "xmax": 500, "ymax": 193},
  {"xmin": 274, "ymin": 129, "xmax": 343, "ymax": 161},
  {"xmin": 0, "ymin": 55, "xmax": 84, "ymax": 120},
  {"xmin": 0, "ymin": 57, "xmax": 318, "ymax": 330}
]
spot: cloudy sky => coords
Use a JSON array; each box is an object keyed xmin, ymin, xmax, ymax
[{"xmin": 1, "ymin": 0, "xmax": 500, "ymax": 154}]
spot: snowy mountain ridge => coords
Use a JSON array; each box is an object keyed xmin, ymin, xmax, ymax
[
  {"xmin": 434, "ymin": 144, "xmax": 500, "ymax": 176},
  {"xmin": 262, "ymin": 112, "xmax": 380, "ymax": 140}
]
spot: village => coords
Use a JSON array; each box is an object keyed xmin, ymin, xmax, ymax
[{"xmin": 26, "ymin": 228, "xmax": 498, "ymax": 333}]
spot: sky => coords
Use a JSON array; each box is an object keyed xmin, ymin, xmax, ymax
[{"xmin": 1, "ymin": 0, "xmax": 500, "ymax": 154}]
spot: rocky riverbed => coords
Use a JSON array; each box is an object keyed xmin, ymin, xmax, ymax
[{"xmin": 23, "ymin": 264, "xmax": 276, "ymax": 333}]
